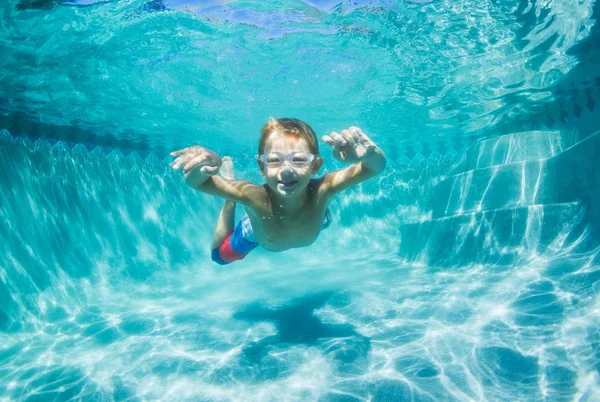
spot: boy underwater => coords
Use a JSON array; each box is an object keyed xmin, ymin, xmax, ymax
[{"xmin": 170, "ymin": 118, "xmax": 387, "ymax": 265}]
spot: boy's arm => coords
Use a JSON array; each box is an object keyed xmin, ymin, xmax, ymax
[
  {"xmin": 193, "ymin": 176, "xmax": 265, "ymax": 207},
  {"xmin": 319, "ymin": 127, "xmax": 387, "ymax": 198},
  {"xmin": 171, "ymin": 146, "xmax": 265, "ymax": 207}
]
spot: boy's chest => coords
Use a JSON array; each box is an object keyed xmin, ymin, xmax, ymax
[{"xmin": 249, "ymin": 205, "xmax": 328, "ymax": 251}]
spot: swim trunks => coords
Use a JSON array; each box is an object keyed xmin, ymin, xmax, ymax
[{"xmin": 211, "ymin": 209, "xmax": 332, "ymax": 265}]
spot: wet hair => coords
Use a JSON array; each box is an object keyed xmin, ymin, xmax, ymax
[{"xmin": 258, "ymin": 117, "xmax": 320, "ymax": 156}]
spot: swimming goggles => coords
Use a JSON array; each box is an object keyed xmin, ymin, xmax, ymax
[{"xmin": 257, "ymin": 152, "xmax": 316, "ymax": 168}]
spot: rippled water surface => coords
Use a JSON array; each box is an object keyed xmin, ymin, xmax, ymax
[{"xmin": 1, "ymin": 0, "xmax": 600, "ymax": 401}]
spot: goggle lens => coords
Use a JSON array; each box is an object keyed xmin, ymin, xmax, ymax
[{"xmin": 259, "ymin": 152, "xmax": 315, "ymax": 168}]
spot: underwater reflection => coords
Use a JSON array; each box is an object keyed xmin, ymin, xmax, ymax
[{"xmin": 234, "ymin": 291, "xmax": 370, "ymax": 365}]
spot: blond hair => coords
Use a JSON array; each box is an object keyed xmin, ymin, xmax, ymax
[{"xmin": 258, "ymin": 117, "xmax": 320, "ymax": 155}]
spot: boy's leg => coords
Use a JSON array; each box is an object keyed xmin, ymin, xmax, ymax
[
  {"xmin": 211, "ymin": 156, "xmax": 236, "ymax": 250},
  {"xmin": 211, "ymin": 200, "xmax": 235, "ymax": 250}
]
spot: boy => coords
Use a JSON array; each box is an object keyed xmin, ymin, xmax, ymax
[{"xmin": 170, "ymin": 118, "xmax": 386, "ymax": 265}]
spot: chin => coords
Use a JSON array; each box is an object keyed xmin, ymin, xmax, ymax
[
  {"xmin": 275, "ymin": 186, "xmax": 298, "ymax": 197},
  {"xmin": 278, "ymin": 190, "xmax": 297, "ymax": 198}
]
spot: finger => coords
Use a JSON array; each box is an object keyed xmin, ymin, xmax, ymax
[
  {"xmin": 357, "ymin": 130, "xmax": 376, "ymax": 149},
  {"xmin": 349, "ymin": 127, "xmax": 362, "ymax": 143},
  {"xmin": 340, "ymin": 130, "xmax": 356, "ymax": 147},
  {"xmin": 332, "ymin": 147, "xmax": 344, "ymax": 161},
  {"xmin": 350, "ymin": 126, "xmax": 369, "ymax": 142},
  {"xmin": 170, "ymin": 148, "xmax": 188, "ymax": 157},
  {"xmin": 170, "ymin": 153, "xmax": 190, "ymax": 166},
  {"xmin": 172, "ymin": 154, "xmax": 194, "ymax": 170},
  {"xmin": 183, "ymin": 154, "xmax": 209, "ymax": 173},
  {"xmin": 329, "ymin": 132, "xmax": 347, "ymax": 148},
  {"xmin": 170, "ymin": 156, "xmax": 186, "ymax": 168},
  {"xmin": 200, "ymin": 165, "xmax": 220, "ymax": 175},
  {"xmin": 322, "ymin": 135, "xmax": 335, "ymax": 146}
]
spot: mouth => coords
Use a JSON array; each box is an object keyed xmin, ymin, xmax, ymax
[{"xmin": 278, "ymin": 180, "xmax": 298, "ymax": 188}]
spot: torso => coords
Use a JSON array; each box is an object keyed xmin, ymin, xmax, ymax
[{"xmin": 245, "ymin": 178, "xmax": 330, "ymax": 252}]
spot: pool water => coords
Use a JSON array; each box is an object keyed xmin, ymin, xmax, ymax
[{"xmin": 1, "ymin": 0, "xmax": 600, "ymax": 400}]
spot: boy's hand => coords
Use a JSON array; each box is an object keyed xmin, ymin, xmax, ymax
[
  {"xmin": 322, "ymin": 126, "xmax": 379, "ymax": 165},
  {"xmin": 170, "ymin": 146, "xmax": 222, "ymax": 176}
]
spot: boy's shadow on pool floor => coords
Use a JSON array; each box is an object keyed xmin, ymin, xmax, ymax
[{"xmin": 233, "ymin": 291, "xmax": 371, "ymax": 370}]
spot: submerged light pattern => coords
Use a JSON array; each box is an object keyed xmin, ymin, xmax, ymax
[{"xmin": 1, "ymin": 0, "xmax": 600, "ymax": 401}]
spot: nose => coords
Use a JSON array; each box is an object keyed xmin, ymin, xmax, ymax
[{"xmin": 279, "ymin": 161, "xmax": 295, "ymax": 176}]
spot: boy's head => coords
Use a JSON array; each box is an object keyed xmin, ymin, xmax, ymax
[
  {"xmin": 258, "ymin": 117, "xmax": 320, "ymax": 156},
  {"xmin": 257, "ymin": 117, "xmax": 324, "ymax": 198}
]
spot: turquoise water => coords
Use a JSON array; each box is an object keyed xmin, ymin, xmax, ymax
[{"xmin": 1, "ymin": 0, "xmax": 600, "ymax": 400}]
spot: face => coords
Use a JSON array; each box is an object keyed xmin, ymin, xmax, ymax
[{"xmin": 259, "ymin": 132, "xmax": 322, "ymax": 199}]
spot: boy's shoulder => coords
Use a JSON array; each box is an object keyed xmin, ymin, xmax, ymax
[
  {"xmin": 243, "ymin": 182, "xmax": 270, "ymax": 210},
  {"xmin": 310, "ymin": 176, "xmax": 332, "ymax": 202}
]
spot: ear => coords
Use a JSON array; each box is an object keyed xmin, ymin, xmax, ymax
[
  {"xmin": 257, "ymin": 160, "xmax": 265, "ymax": 176},
  {"xmin": 311, "ymin": 156, "xmax": 324, "ymax": 175}
]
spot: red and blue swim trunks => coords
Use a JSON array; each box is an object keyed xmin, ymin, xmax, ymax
[{"xmin": 211, "ymin": 209, "xmax": 332, "ymax": 265}]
